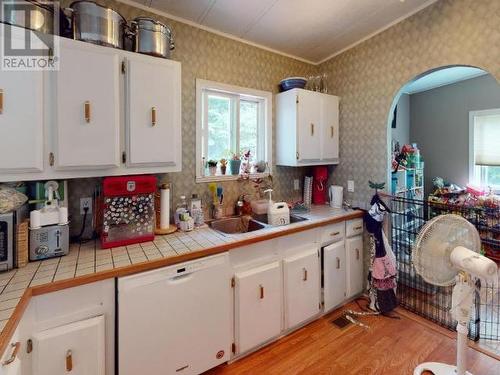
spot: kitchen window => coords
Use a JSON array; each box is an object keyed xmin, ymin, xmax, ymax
[
  {"xmin": 469, "ymin": 108, "xmax": 500, "ymax": 192},
  {"xmin": 196, "ymin": 79, "xmax": 272, "ymax": 182}
]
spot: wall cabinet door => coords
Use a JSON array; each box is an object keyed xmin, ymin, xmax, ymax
[
  {"xmin": 125, "ymin": 55, "xmax": 181, "ymax": 168},
  {"xmin": 346, "ymin": 236, "xmax": 364, "ymax": 299},
  {"xmin": 297, "ymin": 90, "xmax": 322, "ymax": 162},
  {"xmin": 0, "ymin": 30, "xmax": 43, "ymax": 173},
  {"xmin": 54, "ymin": 38, "xmax": 120, "ymax": 170},
  {"xmin": 234, "ymin": 261, "xmax": 282, "ymax": 354},
  {"xmin": 31, "ymin": 315, "xmax": 105, "ymax": 375},
  {"xmin": 283, "ymin": 249, "xmax": 320, "ymax": 329},
  {"xmin": 321, "ymin": 95, "xmax": 339, "ymax": 161},
  {"xmin": 323, "ymin": 241, "xmax": 346, "ymax": 311}
]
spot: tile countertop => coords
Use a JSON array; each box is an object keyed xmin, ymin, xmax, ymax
[{"xmin": 0, "ymin": 206, "xmax": 363, "ymax": 355}]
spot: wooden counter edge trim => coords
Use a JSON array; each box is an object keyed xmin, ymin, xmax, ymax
[
  {"xmin": 396, "ymin": 307, "xmax": 500, "ymax": 361},
  {"xmin": 0, "ymin": 210, "xmax": 363, "ymax": 357}
]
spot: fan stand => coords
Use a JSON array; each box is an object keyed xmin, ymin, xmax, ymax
[{"xmin": 414, "ymin": 275, "xmax": 474, "ymax": 375}]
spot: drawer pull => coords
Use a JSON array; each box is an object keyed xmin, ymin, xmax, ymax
[
  {"xmin": 353, "ymin": 226, "xmax": 362, "ymax": 231},
  {"xmin": 310, "ymin": 123, "xmax": 314, "ymax": 136},
  {"xmin": 2, "ymin": 342, "xmax": 20, "ymax": 366},
  {"xmin": 330, "ymin": 126, "xmax": 334, "ymax": 138},
  {"xmin": 0, "ymin": 89, "xmax": 4, "ymax": 114},
  {"xmin": 330, "ymin": 231, "xmax": 340, "ymax": 237},
  {"xmin": 151, "ymin": 106, "xmax": 157, "ymax": 126},
  {"xmin": 84, "ymin": 101, "xmax": 91, "ymax": 123},
  {"xmin": 259, "ymin": 284, "xmax": 264, "ymax": 299},
  {"xmin": 356, "ymin": 249, "xmax": 360, "ymax": 260},
  {"xmin": 336, "ymin": 257, "xmax": 340, "ymax": 269},
  {"xmin": 303, "ymin": 267, "xmax": 308, "ymax": 281},
  {"xmin": 66, "ymin": 349, "xmax": 73, "ymax": 371}
]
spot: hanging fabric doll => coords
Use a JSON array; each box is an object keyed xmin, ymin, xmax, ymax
[{"xmin": 364, "ymin": 194, "xmax": 398, "ymax": 314}]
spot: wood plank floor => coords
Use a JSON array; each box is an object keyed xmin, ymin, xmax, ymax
[{"xmin": 206, "ymin": 304, "xmax": 500, "ymax": 375}]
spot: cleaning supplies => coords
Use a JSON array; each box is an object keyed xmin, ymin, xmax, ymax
[
  {"xmin": 174, "ymin": 195, "xmax": 188, "ymax": 226},
  {"xmin": 265, "ymin": 189, "xmax": 290, "ymax": 226}
]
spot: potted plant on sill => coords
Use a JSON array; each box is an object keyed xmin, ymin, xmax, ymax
[
  {"xmin": 207, "ymin": 160, "xmax": 218, "ymax": 176},
  {"xmin": 220, "ymin": 159, "xmax": 228, "ymax": 175},
  {"xmin": 229, "ymin": 153, "xmax": 241, "ymax": 175}
]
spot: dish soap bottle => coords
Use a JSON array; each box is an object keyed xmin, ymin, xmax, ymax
[{"xmin": 175, "ymin": 195, "xmax": 188, "ymax": 226}]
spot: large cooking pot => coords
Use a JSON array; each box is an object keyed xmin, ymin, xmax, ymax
[
  {"xmin": 130, "ymin": 17, "xmax": 175, "ymax": 59},
  {"xmin": 67, "ymin": 1, "xmax": 126, "ymax": 49},
  {"xmin": 0, "ymin": 0, "xmax": 69, "ymax": 35}
]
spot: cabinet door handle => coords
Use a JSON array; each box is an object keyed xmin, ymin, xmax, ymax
[
  {"xmin": 66, "ymin": 349, "xmax": 73, "ymax": 372},
  {"xmin": 336, "ymin": 257, "xmax": 340, "ymax": 269},
  {"xmin": 330, "ymin": 231, "xmax": 340, "ymax": 237},
  {"xmin": 330, "ymin": 126, "xmax": 334, "ymax": 138},
  {"xmin": 84, "ymin": 101, "xmax": 91, "ymax": 123},
  {"xmin": 310, "ymin": 123, "xmax": 314, "ymax": 136},
  {"xmin": 356, "ymin": 249, "xmax": 360, "ymax": 260},
  {"xmin": 259, "ymin": 284, "xmax": 264, "ymax": 299},
  {"xmin": 302, "ymin": 267, "xmax": 308, "ymax": 281},
  {"xmin": 151, "ymin": 107, "xmax": 157, "ymax": 126},
  {"xmin": 354, "ymin": 226, "xmax": 362, "ymax": 231},
  {"xmin": 2, "ymin": 342, "xmax": 20, "ymax": 366},
  {"xmin": 0, "ymin": 89, "xmax": 4, "ymax": 114}
]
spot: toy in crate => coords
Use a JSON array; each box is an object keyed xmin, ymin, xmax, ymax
[{"xmin": 100, "ymin": 176, "xmax": 156, "ymax": 249}]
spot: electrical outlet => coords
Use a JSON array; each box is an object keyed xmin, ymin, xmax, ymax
[
  {"xmin": 293, "ymin": 179, "xmax": 300, "ymax": 191},
  {"xmin": 347, "ymin": 180, "xmax": 355, "ymax": 193},
  {"xmin": 80, "ymin": 197, "xmax": 92, "ymax": 215}
]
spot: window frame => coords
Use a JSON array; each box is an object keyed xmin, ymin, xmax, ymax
[
  {"xmin": 468, "ymin": 108, "xmax": 500, "ymax": 192},
  {"xmin": 195, "ymin": 79, "xmax": 272, "ymax": 183}
]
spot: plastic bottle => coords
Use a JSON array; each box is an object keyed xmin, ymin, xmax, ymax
[{"xmin": 174, "ymin": 195, "xmax": 188, "ymax": 226}]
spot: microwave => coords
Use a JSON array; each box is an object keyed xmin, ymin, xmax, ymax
[{"xmin": 0, "ymin": 205, "xmax": 29, "ymax": 271}]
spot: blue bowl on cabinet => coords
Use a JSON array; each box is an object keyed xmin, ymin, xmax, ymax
[{"xmin": 280, "ymin": 77, "xmax": 307, "ymax": 92}]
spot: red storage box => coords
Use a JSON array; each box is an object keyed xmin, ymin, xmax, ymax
[{"xmin": 100, "ymin": 175, "xmax": 157, "ymax": 249}]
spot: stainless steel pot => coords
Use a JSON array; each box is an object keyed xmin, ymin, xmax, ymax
[
  {"xmin": 1, "ymin": 0, "xmax": 56, "ymax": 34},
  {"xmin": 67, "ymin": 1, "xmax": 126, "ymax": 49},
  {"xmin": 131, "ymin": 17, "xmax": 175, "ymax": 59}
]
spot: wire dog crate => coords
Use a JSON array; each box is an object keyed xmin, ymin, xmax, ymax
[{"xmin": 388, "ymin": 195, "xmax": 500, "ymax": 343}]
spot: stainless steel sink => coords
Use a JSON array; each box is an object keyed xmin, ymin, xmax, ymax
[
  {"xmin": 251, "ymin": 213, "xmax": 308, "ymax": 225},
  {"xmin": 209, "ymin": 216, "xmax": 266, "ymax": 234}
]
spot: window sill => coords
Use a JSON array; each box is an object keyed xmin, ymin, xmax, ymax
[{"xmin": 196, "ymin": 172, "xmax": 270, "ymax": 184}]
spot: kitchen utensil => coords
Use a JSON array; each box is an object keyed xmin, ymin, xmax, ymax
[
  {"xmin": 130, "ymin": 17, "xmax": 175, "ymax": 58},
  {"xmin": 280, "ymin": 77, "xmax": 307, "ymax": 92},
  {"xmin": 66, "ymin": 1, "xmax": 126, "ymax": 49},
  {"xmin": 329, "ymin": 185, "xmax": 343, "ymax": 208},
  {"xmin": 100, "ymin": 175, "xmax": 156, "ymax": 249}
]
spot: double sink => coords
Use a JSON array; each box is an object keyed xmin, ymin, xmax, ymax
[{"xmin": 209, "ymin": 214, "xmax": 308, "ymax": 235}]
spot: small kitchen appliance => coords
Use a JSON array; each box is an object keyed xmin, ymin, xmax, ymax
[
  {"xmin": 0, "ymin": 204, "xmax": 28, "ymax": 271},
  {"xmin": 328, "ymin": 185, "xmax": 343, "ymax": 208},
  {"xmin": 100, "ymin": 175, "xmax": 156, "ymax": 249},
  {"xmin": 29, "ymin": 181, "xmax": 69, "ymax": 261},
  {"xmin": 312, "ymin": 166, "xmax": 328, "ymax": 205}
]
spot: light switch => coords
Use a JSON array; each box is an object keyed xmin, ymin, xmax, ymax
[
  {"xmin": 293, "ymin": 179, "xmax": 300, "ymax": 191},
  {"xmin": 347, "ymin": 180, "xmax": 354, "ymax": 192}
]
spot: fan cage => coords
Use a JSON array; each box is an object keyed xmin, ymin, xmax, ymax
[{"xmin": 387, "ymin": 194, "xmax": 500, "ymax": 344}]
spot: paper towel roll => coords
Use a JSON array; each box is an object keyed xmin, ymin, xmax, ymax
[
  {"xmin": 30, "ymin": 210, "xmax": 41, "ymax": 229},
  {"xmin": 58, "ymin": 207, "xmax": 69, "ymax": 225},
  {"xmin": 160, "ymin": 184, "xmax": 170, "ymax": 229},
  {"xmin": 451, "ymin": 246, "xmax": 498, "ymax": 283}
]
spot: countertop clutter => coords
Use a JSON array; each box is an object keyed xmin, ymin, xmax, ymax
[{"xmin": 0, "ymin": 206, "xmax": 363, "ymax": 356}]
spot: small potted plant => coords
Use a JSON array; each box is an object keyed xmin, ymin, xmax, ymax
[
  {"xmin": 229, "ymin": 153, "xmax": 241, "ymax": 175},
  {"xmin": 220, "ymin": 159, "xmax": 228, "ymax": 175},
  {"xmin": 207, "ymin": 160, "xmax": 218, "ymax": 176}
]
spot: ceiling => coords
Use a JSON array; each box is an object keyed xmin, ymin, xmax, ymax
[
  {"xmin": 403, "ymin": 67, "xmax": 488, "ymax": 94},
  {"xmin": 129, "ymin": 0, "xmax": 437, "ymax": 64}
]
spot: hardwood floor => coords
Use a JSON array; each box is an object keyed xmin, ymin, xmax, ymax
[{"xmin": 206, "ymin": 303, "xmax": 500, "ymax": 375}]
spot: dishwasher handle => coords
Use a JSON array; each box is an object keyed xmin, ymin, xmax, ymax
[{"xmin": 167, "ymin": 272, "xmax": 194, "ymax": 284}]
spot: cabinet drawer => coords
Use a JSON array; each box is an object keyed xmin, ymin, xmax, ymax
[
  {"xmin": 320, "ymin": 222, "xmax": 345, "ymax": 245},
  {"xmin": 346, "ymin": 218, "xmax": 363, "ymax": 238}
]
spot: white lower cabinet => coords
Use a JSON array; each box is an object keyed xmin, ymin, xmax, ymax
[
  {"xmin": 346, "ymin": 235, "xmax": 364, "ymax": 299},
  {"xmin": 0, "ymin": 327, "xmax": 22, "ymax": 375},
  {"xmin": 234, "ymin": 261, "xmax": 282, "ymax": 355},
  {"xmin": 31, "ymin": 316, "xmax": 105, "ymax": 375},
  {"xmin": 283, "ymin": 249, "xmax": 320, "ymax": 329},
  {"xmin": 323, "ymin": 241, "xmax": 347, "ymax": 312}
]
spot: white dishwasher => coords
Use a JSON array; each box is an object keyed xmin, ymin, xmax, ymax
[{"xmin": 118, "ymin": 253, "xmax": 232, "ymax": 375}]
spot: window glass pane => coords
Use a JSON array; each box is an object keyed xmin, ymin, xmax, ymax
[
  {"xmin": 240, "ymin": 100, "xmax": 258, "ymax": 159},
  {"xmin": 486, "ymin": 166, "xmax": 500, "ymax": 187},
  {"xmin": 207, "ymin": 95, "xmax": 231, "ymax": 161}
]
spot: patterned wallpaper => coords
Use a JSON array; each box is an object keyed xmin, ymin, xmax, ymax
[
  {"xmin": 320, "ymin": 0, "xmax": 500, "ymax": 205},
  {"xmin": 62, "ymin": 0, "xmax": 317, "ymax": 236}
]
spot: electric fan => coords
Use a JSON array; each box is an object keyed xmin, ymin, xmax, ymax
[{"xmin": 412, "ymin": 214, "xmax": 498, "ymax": 375}]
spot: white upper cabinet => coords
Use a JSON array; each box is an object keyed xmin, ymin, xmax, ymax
[
  {"xmin": 53, "ymin": 38, "xmax": 120, "ymax": 170},
  {"xmin": 124, "ymin": 54, "xmax": 181, "ymax": 168},
  {"xmin": 0, "ymin": 28, "xmax": 44, "ymax": 173},
  {"xmin": 276, "ymin": 88, "xmax": 340, "ymax": 166}
]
